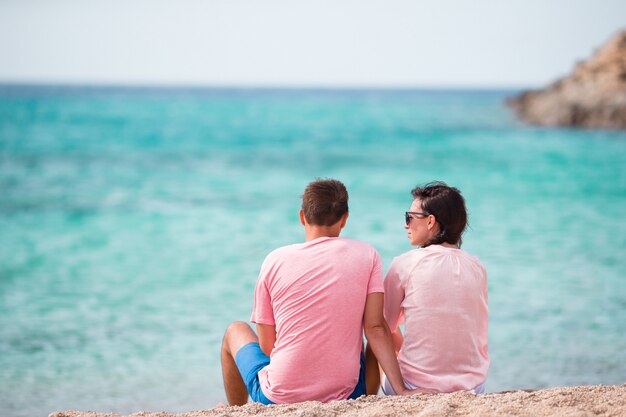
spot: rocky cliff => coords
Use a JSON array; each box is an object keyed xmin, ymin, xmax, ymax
[{"xmin": 508, "ymin": 29, "xmax": 626, "ymax": 129}]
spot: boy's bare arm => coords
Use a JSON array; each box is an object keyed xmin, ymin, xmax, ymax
[
  {"xmin": 364, "ymin": 292, "xmax": 433, "ymax": 395},
  {"xmin": 257, "ymin": 323, "xmax": 277, "ymax": 357},
  {"xmin": 363, "ymin": 292, "xmax": 408, "ymax": 395}
]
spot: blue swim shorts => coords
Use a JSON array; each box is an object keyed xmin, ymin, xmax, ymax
[
  {"xmin": 235, "ymin": 342, "xmax": 367, "ymax": 404},
  {"xmin": 235, "ymin": 342, "xmax": 274, "ymax": 404}
]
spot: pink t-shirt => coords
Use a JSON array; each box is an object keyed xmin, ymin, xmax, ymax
[
  {"xmin": 384, "ymin": 245, "xmax": 489, "ymax": 392},
  {"xmin": 251, "ymin": 236, "xmax": 383, "ymax": 404}
]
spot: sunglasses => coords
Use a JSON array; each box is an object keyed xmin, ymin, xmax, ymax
[{"xmin": 405, "ymin": 211, "xmax": 429, "ymax": 225}]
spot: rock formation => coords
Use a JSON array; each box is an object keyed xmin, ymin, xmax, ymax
[{"xmin": 508, "ymin": 29, "xmax": 626, "ymax": 129}]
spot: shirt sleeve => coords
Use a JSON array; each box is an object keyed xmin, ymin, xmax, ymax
[
  {"xmin": 366, "ymin": 250, "xmax": 384, "ymax": 294},
  {"xmin": 250, "ymin": 257, "xmax": 276, "ymax": 325},
  {"xmin": 480, "ymin": 260, "xmax": 489, "ymax": 304},
  {"xmin": 383, "ymin": 257, "xmax": 405, "ymax": 331}
]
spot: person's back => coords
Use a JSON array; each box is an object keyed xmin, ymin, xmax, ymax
[
  {"xmin": 385, "ymin": 245, "xmax": 488, "ymax": 392},
  {"xmin": 370, "ymin": 181, "xmax": 489, "ymax": 395},
  {"xmin": 252, "ymin": 236, "xmax": 381, "ymax": 403},
  {"xmin": 220, "ymin": 178, "xmax": 415, "ymax": 406}
]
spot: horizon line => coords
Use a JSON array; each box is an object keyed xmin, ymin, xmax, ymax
[{"xmin": 0, "ymin": 79, "xmax": 537, "ymax": 93}]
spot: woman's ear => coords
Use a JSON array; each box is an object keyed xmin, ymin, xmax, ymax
[{"xmin": 427, "ymin": 214, "xmax": 438, "ymax": 231}]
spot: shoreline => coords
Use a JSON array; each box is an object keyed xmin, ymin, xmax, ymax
[{"xmin": 50, "ymin": 384, "xmax": 626, "ymax": 417}]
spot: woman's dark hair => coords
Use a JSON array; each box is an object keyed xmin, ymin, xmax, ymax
[
  {"xmin": 411, "ymin": 181, "xmax": 467, "ymax": 247},
  {"xmin": 302, "ymin": 178, "xmax": 349, "ymax": 226}
]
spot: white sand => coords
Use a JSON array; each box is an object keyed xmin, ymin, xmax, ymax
[{"xmin": 50, "ymin": 384, "xmax": 626, "ymax": 417}]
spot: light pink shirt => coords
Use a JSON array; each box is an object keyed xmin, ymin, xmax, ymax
[
  {"xmin": 384, "ymin": 245, "xmax": 489, "ymax": 392},
  {"xmin": 251, "ymin": 236, "xmax": 383, "ymax": 404}
]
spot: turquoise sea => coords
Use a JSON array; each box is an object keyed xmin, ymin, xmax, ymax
[{"xmin": 0, "ymin": 85, "xmax": 625, "ymax": 416}]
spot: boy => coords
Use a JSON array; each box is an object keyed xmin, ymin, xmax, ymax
[{"xmin": 220, "ymin": 179, "xmax": 413, "ymax": 405}]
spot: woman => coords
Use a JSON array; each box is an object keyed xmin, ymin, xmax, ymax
[{"xmin": 367, "ymin": 181, "xmax": 489, "ymax": 395}]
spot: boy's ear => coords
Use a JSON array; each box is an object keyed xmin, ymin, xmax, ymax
[
  {"xmin": 339, "ymin": 212, "xmax": 349, "ymax": 229},
  {"xmin": 299, "ymin": 210, "xmax": 306, "ymax": 226}
]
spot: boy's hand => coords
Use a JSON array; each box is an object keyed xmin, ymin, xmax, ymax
[{"xmin": 397, "ymin": 386, "xmax": 437, "ymax": 395}]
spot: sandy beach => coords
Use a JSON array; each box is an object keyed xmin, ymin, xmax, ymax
[{"xmin": 50, "ymin": 384, "xmax": 626, "ymax": 417}]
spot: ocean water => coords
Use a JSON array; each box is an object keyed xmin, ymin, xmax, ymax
[{"xmin": 0, "ymin": 85, "xmax": 625, "ymax": 416}]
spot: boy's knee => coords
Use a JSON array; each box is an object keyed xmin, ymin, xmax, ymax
[
  {"xmin": 225, "ymin": 321, "xmax": 250, "ymax": 336},
  {"xmin": 224, "ymin": 321, "xmax": 247, "ymax": 339},
  {"xmin": 223, "ymin": 321, "xmax": 252, "ymax": 345},
  {"xmin": 223, "ymin": 321, "xmax": 257, "ymax": 357}
]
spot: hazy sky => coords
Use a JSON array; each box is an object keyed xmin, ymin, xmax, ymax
[{"xmin": 1, "ymin": 0, "xmax": 624, "ymax": 88}]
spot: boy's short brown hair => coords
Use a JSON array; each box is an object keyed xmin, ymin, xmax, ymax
[{"xmin": 301, "ymin": 179, "xmax": 349, "ymax": 226}]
